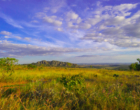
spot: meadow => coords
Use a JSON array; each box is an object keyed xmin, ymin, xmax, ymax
[{"xmin": 0, "ymin": 65, "xmax": 140, "ymax": 110}]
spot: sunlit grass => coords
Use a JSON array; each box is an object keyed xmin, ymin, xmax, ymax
[{"xmin": 0, "ymin": 66, "xmax": 140, "ymax": 109}]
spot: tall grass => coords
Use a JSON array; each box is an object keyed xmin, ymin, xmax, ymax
[{"xmin": 0, "ymin": 66, "xmax": 140, "ymax": 109}]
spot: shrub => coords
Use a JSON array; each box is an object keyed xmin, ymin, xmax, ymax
[
  {"xmin": 57, "ymin": 73, "xmax": 86, "ymax": 94},
  {"xmin": 27, "ymin": 64, "xmax": 37, "ymax": 69},
  {"xmin": 113, "ymin": 74, "xmax": 119, "ymax": 78}
]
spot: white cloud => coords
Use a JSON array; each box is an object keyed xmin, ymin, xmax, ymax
[
  {"xmin": 43, "ymin": 16, "xmax": 53, "ymax": 23},
  {"xmin": 31, "ymin": 20, "xmax": 39, "ymax": 23},
  {"xmin": 35, "ymin": 12, "xmax": 46, "ymax": 18},
  {"xmin": 104, "ymin": 16, "xmax": 125, "ymax": 26},
  {"xmin": 66, "ymin": 11, "xmax": 79, "ymax": 20},
  {"xmin": 113, "ymin": 3, "xmax": 138, "ymax": 13},
  {"xmin": 53, "ymin": 20, "xmax": 62, "ymax": 26},
  {"xmin": 51, "ymin": 8, "xmax": 57, "ymax": 13},
  {"xmin": 0, "ymin": 31, "xmax": 12, "ymax": 35},
  {"xmin": 0, "ymin": 41, "xmax": 97, "ymax": 57},
  {"xmin": 14, "ymin": 36, "xmax": 22, "ymax": 40},
  {"xmin": 87, "ymin": 18, "xmax": 101, "ymax": 25},
  {"xmin": 76, "ymin": 17, "xmax": 82, "ymax": 24},
  {"xmin": 67, "ymin": 21, "xmax": 79, "ymax": 29},
  {"xmin": 24, "ymin": 37, "xmax": 31, "ymax": 41},
  {"xmin": 49, "ymin": 0, "xmax": 66, "ymax": 13},
  {"xmin": 80, "ymin": 3, "xmax": 140, "ymax": 48},
  {"xmin": 79, "ymin": 23, "xmax": 91, "ymax": 29},
  {"xmin": 57, "ymin": 28, "xmax": 63, "ymax": 31},
  {"xmin": 4, "ymin": 36, "xmax": 10, "ymax": 38},
  {"xmin": 43, "ymin": 16, "xmax": 62, "ymax": 26},
  {"xmin": 0, "ymin": 12, "xmax": 23, "ymax": 28}
]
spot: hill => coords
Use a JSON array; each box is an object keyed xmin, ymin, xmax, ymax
[{"xmin": 26, "ymin": 60, "xmax": 79, "ymax": 67}]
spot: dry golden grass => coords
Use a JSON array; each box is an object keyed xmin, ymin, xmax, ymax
[{"xmin": 0, "ymin": 66, "xmax": 140, "ymax": 110}]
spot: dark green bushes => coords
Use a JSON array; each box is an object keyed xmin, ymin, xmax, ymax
[
  {"xmin": 57, "ymin": 73, "xmax": 86, "ymax": 94},
  {"xmin": 27, "ymin": 64, "xmax": 37, "ymax": 69},
  {"xmin": 113, "ymin": 74, "xmax": 119, "ymax": 78},
  {"xmin": 129, "ymin": 58, "xmax": 140, "ymax": 71}
]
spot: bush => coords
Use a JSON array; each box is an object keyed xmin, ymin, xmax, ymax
[
  {"xmin": 113, "ymin": 74, "xmax": 119, "ymax": 78},
  {"xmin": 57, "ymin": 73, "xmax": 86, "ymax": 94},
  {"xmin": 27, "ymin": 64, "xmax": 37, "ymax": 69}
]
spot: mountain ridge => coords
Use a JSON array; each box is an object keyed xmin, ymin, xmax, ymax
[{"xmin": 23, "ymin": 60, "xmax": 79, "ymax": 67}]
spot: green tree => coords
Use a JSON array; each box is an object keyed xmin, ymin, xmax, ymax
[
  {"xmin": 0, "ymin": 57, "xmax": 18, "ymax": 76},
  {"xmin": 137, "ymin": 58, "xmax": 140, "ymax": 64},
  {"xmin": 129, "ymin": 62, "xmax": 138, "ymax": 71},
  {"xmin": 136, "ymin": 59, "xmax": 140, "ymax": 70}
]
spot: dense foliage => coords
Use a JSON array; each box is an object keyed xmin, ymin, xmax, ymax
[{"xmin": 129, "ymin": 58, "xmax": 140, "ymax": 71}]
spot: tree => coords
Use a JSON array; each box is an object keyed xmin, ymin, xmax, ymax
[
  {"xmin": 129, "ymin": 58, "xmax": 140, "ymax": 71},
  {"xmin": 137, "ymin": 58, "xmax": 140, "ymax": 64},
  {"xmin": 129, "ymin": 62, "xmax": 138, "ymax": 71},
  {"xmin": 0, "ymin": 57, "xmax": 18, "ymax": 76}
]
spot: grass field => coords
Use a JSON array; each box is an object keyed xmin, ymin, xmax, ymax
[{"xmin": 0, "ymin": 66, "xmax": 140, "ymax": 110}]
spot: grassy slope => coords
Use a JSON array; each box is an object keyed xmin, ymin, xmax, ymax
[{"xmin": 0, "ymin": 66, "xmax": 140, "ymax": 110}]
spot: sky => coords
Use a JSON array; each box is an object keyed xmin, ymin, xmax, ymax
[{"xmin": 0, "ymin": 0, "xmax": 140, "ymax": 64}]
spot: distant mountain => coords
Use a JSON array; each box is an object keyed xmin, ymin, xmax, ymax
[{"xmin": 30, "ymin": 60, "xmax": 78, "ymax": 67}]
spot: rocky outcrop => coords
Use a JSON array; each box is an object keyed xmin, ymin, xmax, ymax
[{"xmin": 31, "ymin": 60, "xmax": 78, "ymax": 67}]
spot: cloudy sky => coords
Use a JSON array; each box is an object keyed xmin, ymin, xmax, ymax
[{"xmin": 0, "ymin": 0, "xmax": 140, "ymax": 64}]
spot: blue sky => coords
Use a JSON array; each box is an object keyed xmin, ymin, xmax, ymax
[{"xmin": 0, "ymin": 0, "xmax": 140, "ymax": 64}]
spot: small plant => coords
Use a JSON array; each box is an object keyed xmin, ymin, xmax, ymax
[
  {"xmin": 94, "ymin": 74, "xmax": 97, "ymax": 77},
  {"xmin": 113, "ymin": 74, "xmax": 119, "ymax": 78}
]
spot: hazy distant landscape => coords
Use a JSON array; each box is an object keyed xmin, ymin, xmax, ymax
[
  {"xmin": 22, "ymin": 60, "xmax": 131, "ymax": 71},
  {"xmin": 78, "ymin": 63, "xmax": 130, "ymax": 70}
]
